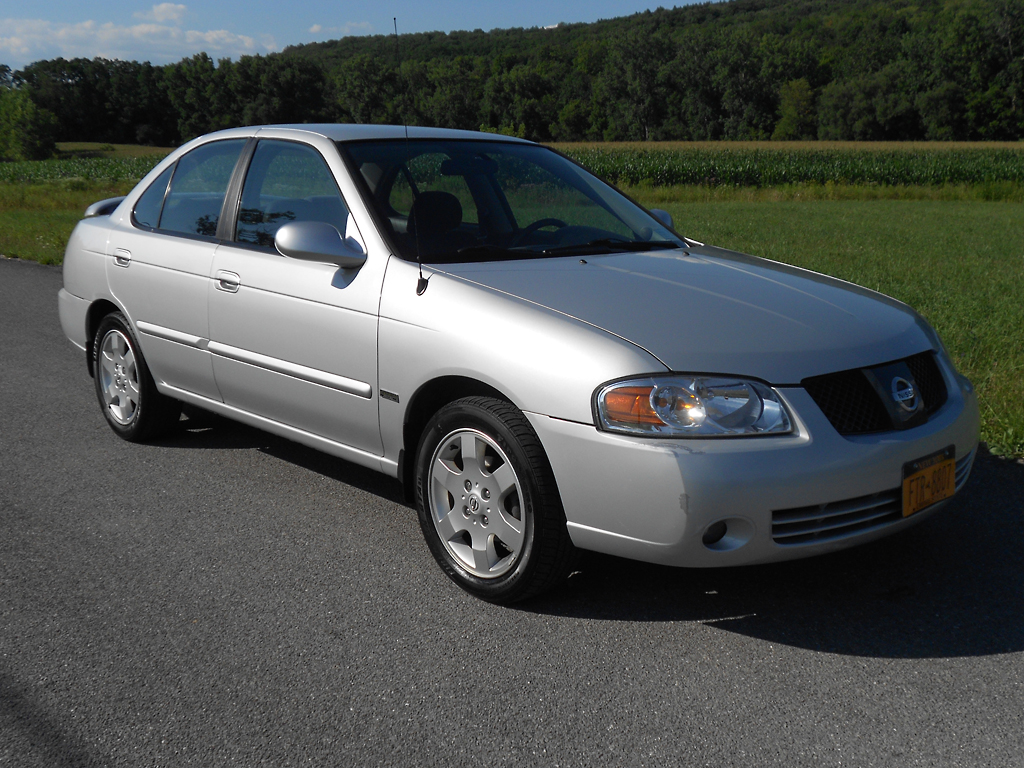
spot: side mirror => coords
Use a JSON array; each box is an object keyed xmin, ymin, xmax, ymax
[
  {"xmin": 649, "ymin": 209, "xmax": 674, "ymax": 230},
  {"xmin": 84, "ymin": 196, "xmax": 126, "ymax": 218},
  {"xmin": 275, "ymin": 221, "xmax": 366, "ymax": 269}
]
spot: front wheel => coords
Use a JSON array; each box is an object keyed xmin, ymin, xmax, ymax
[
  {"xmin": 92, "ymin": 311, "xmax": 180, "ymax": 442},
  {"xmin": 415, "ymin": 396, "xmax": 577, "ymax": 603}
]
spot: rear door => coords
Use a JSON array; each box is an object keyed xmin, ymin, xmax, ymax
[{"xmin": 106, "ymin": 138, "xmax": 248, "ymax": 401}]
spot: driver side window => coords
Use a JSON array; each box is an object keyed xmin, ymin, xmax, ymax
[{"xmin": 235, "ymin": 140, "xmax": 350, "ymax": 249}]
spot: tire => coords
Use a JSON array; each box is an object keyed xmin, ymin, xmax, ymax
[
  {"xmin": 92, "ymin": 311, "xmax": 181, "ymax": 442},
  {"xmin": 415, "ymin": 396, "xmax": 577, "ymax": 603}
]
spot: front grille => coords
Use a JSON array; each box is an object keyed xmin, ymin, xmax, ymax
[
  {"xmin": 905, "ymin": 351, "xmax": 948, "ymax": 415},
  {"xmin": 955, "ymin": 447, "xmax": 976, "ymax": 489},
  {"xmin": 772, "ymin": 489, "xmax": 903, "ymax": 545},
  {"xmin": 772, "ymin": 449, "xmax": 976, "ymax": 546},
  {"xmin": 803, "ymin": 351, "xmax": 949, "ymax": 436},
  {"xmin": 802, "ymin": 369, "xmax": 891, "ymax": 434}
]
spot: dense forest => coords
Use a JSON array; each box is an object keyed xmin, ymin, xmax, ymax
[{"xmin": 1, "ymin": 0, "xmax": 1023, "ymax": 159}]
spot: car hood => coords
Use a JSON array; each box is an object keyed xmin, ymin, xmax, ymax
[{"xmin": 434, "ymin": 246, "xmax": 936, "ymax": 384}]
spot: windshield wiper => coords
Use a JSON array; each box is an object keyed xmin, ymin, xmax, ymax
[
  {"xmin": 433, "ymin": 240, "xmax": 680, "ymax": 262},
  {"xmin": 428, "ymin": 244, "xmax": 527, "ymax": 262},
  {"xmin": 540, "ymin": 238, "xmax": 680, "ymax": 256}
]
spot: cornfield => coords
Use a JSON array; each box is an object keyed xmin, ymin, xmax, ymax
[
  {"xmin": 4, "ymin": 144, "xmax": 1024, "ymax": 188},
  {"xmin": 0, "ymin": 157, "xmax": 164, "ymax": 184},
  {"xmin": 557, "ymin": 146, "xmax": 1024, "ymax": 187}
]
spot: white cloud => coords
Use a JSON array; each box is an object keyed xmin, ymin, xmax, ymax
[
  {"xmin": 133, "ymin": 4, "xmax": 188, "ymax": 24},
  {"xmin": 308, "ymin": 21, "xmax": 372, "ymax": 37},
  {"xmin": 0, "ymin": 16, "xmax": 273, "ymax": 66},
  {"xmin": 185, "ymin": 29, "xmax": 256, "ymax": 50}
]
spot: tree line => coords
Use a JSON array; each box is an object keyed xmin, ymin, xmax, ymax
[{"xmin": 1, "ymin": 0, "xmax": 1022, "ymax": 161}]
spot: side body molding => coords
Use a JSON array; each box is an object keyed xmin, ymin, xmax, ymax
[
  {"xmin": 136, "ymin": 320, "xmax": 372, "ymax": 398},
  {"xmin": 206, "ymin": 341, "xmax": 372, "ymax": 399}
]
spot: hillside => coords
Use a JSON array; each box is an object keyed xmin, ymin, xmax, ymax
[{"xmin": 5, "ymin": 0, "xmax": 1023, "ymax": 147}]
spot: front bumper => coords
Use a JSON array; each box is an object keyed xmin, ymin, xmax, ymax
[{"xmin": 527, "ymin": 369, "xmax": 980, "ymax": 568}]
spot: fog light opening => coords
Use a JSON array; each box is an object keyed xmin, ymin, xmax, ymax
[
  {"xmin": 701, "ymin": 517, "xmax": 755, "ymax": 552},
  {"xmin": 702, "ymin": 521, "xmax": 728, "ymax": 547}
]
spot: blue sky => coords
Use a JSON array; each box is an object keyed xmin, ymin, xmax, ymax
[{"xmin": 0, "ymin": 1, "xmax": 690, "ymax": 70}]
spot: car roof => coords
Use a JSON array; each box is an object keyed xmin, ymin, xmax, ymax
[{"xmin": 197, "ymin": 124, "xmax": 536, "ymax": 144}]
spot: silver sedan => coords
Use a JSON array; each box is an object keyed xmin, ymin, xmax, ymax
[{"xmin": 58, "ymin": 125, "xmax": 980, "ymax": 603}]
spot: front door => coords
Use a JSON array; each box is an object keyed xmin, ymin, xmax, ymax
[{"xmin": 207, "ymin": 138, "xmax": 384, "ymax": 456}]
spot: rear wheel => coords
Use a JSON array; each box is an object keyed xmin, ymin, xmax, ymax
[
  {"xmin": 92, "ymin": 312, "xmax": 180, "ymax": 442},
  {"xmin": 415, "ymin": 396, "xmax": 577, "ymax": 603}
]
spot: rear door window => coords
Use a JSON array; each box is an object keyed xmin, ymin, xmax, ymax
[
  {"xmin": 159, "ymin": 140, "xmax": 246, "ymax": 238},
  {"xmin": 132, "ymin": 166, "xmax": 173, "ymax": 229}
]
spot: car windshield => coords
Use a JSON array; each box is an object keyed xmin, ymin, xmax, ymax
[{"xmin": 338, "ymin": 139, "xmax": 684, "ymax": 263}]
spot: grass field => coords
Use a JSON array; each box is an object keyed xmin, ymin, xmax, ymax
[
  {"xmin": 56, "ymin": 142, "xmax": 176, "ymax": 159},
  {"xmin": 0, "ymin": 182, "xmax": 138, "ymax": 264},
  {"xmin": 1, "ymin": 142, "xmax": 1020, "ymax": 456}
]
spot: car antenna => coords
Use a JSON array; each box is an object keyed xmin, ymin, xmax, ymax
[{"xmin": 394, "ymin": 17, "xmax": 429, "ymax": 296}]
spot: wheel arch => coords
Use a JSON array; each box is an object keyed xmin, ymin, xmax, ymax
[
  {"xmin": 85, "ymin": 299, "xmax": 123, "ymax": 378},
  {"xmin": 399, "ymin": 375, "xmax": 512, "ymax": 502}
]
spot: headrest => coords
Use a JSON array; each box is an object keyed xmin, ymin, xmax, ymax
[{"xmin": 408, "ymin": 191, "xmax": 463, "ymax": 238}]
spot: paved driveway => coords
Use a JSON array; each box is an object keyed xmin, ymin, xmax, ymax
[{"xmin": 2, "ymin": 257, "xmax": 1022, "ymax": 767}]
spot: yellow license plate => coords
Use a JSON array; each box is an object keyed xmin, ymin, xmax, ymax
[{"xmin": 902, "ymin": 446, "xmax": 956, "ymax": 518}]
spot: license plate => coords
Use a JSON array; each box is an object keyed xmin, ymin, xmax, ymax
[{"xmin": 902, "ymin": 445, "xmax": 956, "ymax": 518}]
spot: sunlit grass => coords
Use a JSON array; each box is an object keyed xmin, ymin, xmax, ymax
[
  {"xmin": 0, "ymin": 210, "xmax": 87, "ymax": 265},
  {"xmin": 0, "ymin": 181, "xmax": 136, "ymax": 264}
]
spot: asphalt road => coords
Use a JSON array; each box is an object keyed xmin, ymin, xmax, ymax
[{"xmin": 2, "ymin": 256, "xmax": 1023, "ymax": 767}]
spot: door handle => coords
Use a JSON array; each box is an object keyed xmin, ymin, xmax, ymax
[
  {"xmin": 215, "ymin": 270, "xmax": 241, "ymax": 293},
  {"xmin": 113, "ymin": 248, "xmax": 131, "ymax": 267}
]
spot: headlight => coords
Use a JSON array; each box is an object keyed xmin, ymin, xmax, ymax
[{"xmin": 595, "ymin": 375, "xmax": 792, "ymax": 437}]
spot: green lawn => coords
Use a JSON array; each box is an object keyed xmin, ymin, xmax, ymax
[
  {"xmin": 0, "ymin": 209, "xmax": 90, "ymax": 265},
  {"xmin": 0, "ymin": 182, "xmax": 136, "ymax": 264}
]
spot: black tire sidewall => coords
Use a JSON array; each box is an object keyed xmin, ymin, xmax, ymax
[
  {"xmin": 92, "ymin": 312, "xmax": 161, "ymax": 442},
  {"xmin": 415, "ymin": 398, "xmax": 551, "ymax": 602}
]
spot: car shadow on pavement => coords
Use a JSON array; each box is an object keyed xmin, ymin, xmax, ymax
[
  {"xmin": 151, "ymin": 407, "xmax": 407, "ymax": 505},
  {"xmin": 526, "ymin": 451, "xmax": 1024, "ymax": 660},
  {"xmin": 0, "ymin": 668, "xmax": 109, "ymax": 768},
  {"xmin": 155, "ymin": 412, "xmax": 1022, "ymax": 660}
]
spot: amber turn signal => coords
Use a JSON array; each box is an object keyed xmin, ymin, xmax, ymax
[{"xmin": 601, "ymin": 386, "xmax": 662, "ymax": 426}]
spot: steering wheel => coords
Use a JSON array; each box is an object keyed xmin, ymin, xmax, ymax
[{"xmin": 511, "ymin": 218, "xmax": 568, "ymax": 246}]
